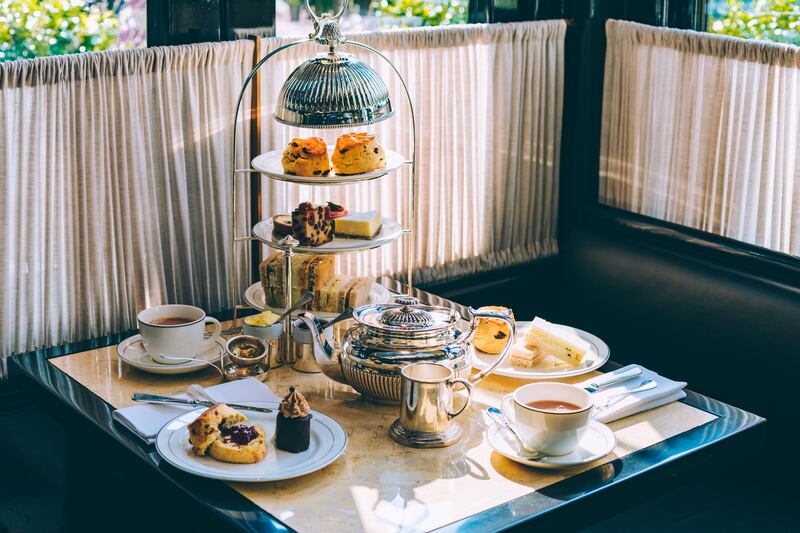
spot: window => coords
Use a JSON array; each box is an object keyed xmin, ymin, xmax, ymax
[
  {"xmin": 275, "ymin": 0, "xmax": 468, "ymax": 36},
  {"xmin": 707, "ymin": 0, "xmax": 800, "ymax": 45},
  {"xmin": 600, "ymin": 19, "xmax": 800, "ymax": 259},
  {"xmin": 0, "ymin": 0, "xmax": 146, "ymax": 62}
]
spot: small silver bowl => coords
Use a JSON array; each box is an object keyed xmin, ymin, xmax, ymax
[
  {"xmin": 243, "ymin": 320, "xmax": 284, "ymax": 341},
  {"xmin": 226, "ymin": 335, "xmax": 268, "ymax": 368}
]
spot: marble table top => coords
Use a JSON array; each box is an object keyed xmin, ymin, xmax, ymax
[{"xmin": 49, "ymin": 326, "xmax": 717, "ymax": 533}]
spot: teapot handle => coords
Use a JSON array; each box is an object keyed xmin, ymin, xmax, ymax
[{"xmin": 467, "ymin": 307, "xmax": 515, "ymax": 385}]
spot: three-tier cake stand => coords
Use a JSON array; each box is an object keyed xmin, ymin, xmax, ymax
[{"xmin": 227, "ymin": 0, "xmax": 417, "ymax": 368}]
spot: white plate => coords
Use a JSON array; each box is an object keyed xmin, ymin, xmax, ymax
[
  {"xmin": 116, "ymin": 335, "xmax": 224, "ymax": 375},
  {"xmin": 472, "ymin": 321, "xmax": 610, "ymax": 380},
  {"xmin": 155, "ymin": 403, "xmax": 348, "ymax": 482},
  {"xmin": 487, "ymin": 420, "xmax": 615, "ymax": 469},
  {"xmin": 243, "ymin": 281, "xmax": 392, "ymax": 320},
  {"xmin": 251, "ymin": 148, "xmax": 407, "ymax": 185},
  {"xmin": 253, "ymin": 216, "xmax": 405, "ymax": 255}
]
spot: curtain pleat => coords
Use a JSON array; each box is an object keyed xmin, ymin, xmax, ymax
[
  {"xmin": 257, "ymin": 21, "xmax": 564, "ymax": 285},
  {"xmin": 0, "ymin": 42, "xmax": 254, "ymax": 362},
  {"xmin": 600, "ymin": 20, "xmax": 800, "ymax": 257}
]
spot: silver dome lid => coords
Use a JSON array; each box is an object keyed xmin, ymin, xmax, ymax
[{"xmin": 274, "ymin": 52, "xmax": 394, "ymax": 128}]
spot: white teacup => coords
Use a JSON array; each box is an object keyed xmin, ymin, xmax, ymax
[
  {"xmin": 137, "ymin": 305, "xmax": 222, "ymax": 365},
  {"xmin": 501, "ymin": 382, "xmax": 593, "ymax": 456}
]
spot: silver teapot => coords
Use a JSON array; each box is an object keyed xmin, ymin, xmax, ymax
[{"xmin": 298, "ymin": 296, "xmax": 514, "ymax": 404}]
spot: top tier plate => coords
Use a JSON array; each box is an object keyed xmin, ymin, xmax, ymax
[{"xmin": 251, "ymin": 149, "xmax": 408, "ymax": 185}]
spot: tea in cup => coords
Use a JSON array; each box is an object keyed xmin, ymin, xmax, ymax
[
  {"xmin": 500, "ymin": 382, "xmax": 593, "ymax": 455},
  {"xmin": 137, "ymin": 304, "xmax": 222, "ymax": 364}
]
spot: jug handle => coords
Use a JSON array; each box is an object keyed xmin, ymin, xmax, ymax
[
  {"xmin": 467, "ymin": 307, "xmax": 515, "ymax": 385},
  {"xmin": 447, "ymin": 378, "xmax": 473, "ymax": 419}
]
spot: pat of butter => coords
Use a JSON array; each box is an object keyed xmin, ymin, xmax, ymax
[{"xmin": 244, "ymin": 311, "xmax": 280, "ymax": 326}]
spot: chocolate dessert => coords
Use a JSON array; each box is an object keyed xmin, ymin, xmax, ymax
[{"xmin": 275, "ymin": 387, "xmax": 312, "ymax": 453}]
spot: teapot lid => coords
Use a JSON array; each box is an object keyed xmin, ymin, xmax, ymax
[{"xmin": 354, "ymin": 296, "xmax": 460, "ymax": 334}]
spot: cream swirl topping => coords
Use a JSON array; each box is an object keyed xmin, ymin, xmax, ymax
[{"xmin": 279, "ymin": 387, "xmax": 310, "ymax": 418}]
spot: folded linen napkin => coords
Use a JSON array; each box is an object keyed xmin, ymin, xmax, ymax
[
  {"xmin": 112, "ymin": 378, "xmax": 281, "ymax": 444},
  {"xmin": 576, "ymin": 365, "xmax": 687, "ymax": 423}
]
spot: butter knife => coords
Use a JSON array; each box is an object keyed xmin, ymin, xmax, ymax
[
  {"xmin": 131, "ymin": 393, "xmax": 274, "ymax": 414},
  {"xmin": 584, "ymin": 367, "xmax": 643, "ymax": 393}
]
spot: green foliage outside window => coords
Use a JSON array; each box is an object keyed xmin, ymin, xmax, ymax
[
  {"xmin": 708, "ymin": 0, "xmax": 800, "ymax": 45},
  {"xmin": 374, "ymin": 0, "xmax": 467, "ymax": 27},
  {"xmin": 0, "ymin": 0, "xmax": 119, "ymax": 62}
]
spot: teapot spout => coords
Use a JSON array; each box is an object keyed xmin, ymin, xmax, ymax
[{"xmin": 297, "ymin": 313, "xmax": 347, "ymax": 385}]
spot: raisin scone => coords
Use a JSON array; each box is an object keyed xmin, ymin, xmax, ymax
[
  {"xmin": 281, "ymin": 137, "xmax": 331, "ymax": 177},
  {"xmin": 208, "ymin": 423, "xmax": 267, "ymax": 464},
  {"xmin": 472, "ymin": 305, "xmax": 515, "ymax": 354},
  {"xmin": 188, "ymin": 403, "xmax": 247, "ymax": 455},
  {"xmin": 187, "ymin": 403, "xmax": 267, "ymax": 464},
  {"xmin": 331, "ymin": 132, "xmax": 385, "ymax": 175}
]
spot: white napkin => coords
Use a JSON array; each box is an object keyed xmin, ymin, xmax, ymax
[
  {"xmin": 112, "ymin": 378, "xmax": 281, "ymax": 444},
  {"xmin": 576, "ymin": 365, "xmax": 687, "ymax": 423}
]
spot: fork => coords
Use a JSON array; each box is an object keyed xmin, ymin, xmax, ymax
[{"xmin": 595, "ymin": 379, "xmax": 657, "ymax": 411}]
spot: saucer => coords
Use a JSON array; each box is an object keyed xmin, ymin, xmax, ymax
[
  {"xmin": 116, "ymin": 335, "xmax": 225, "ymax": 375},
  {"xmin": 487, "ymin": 420, "xmax": 616, "ymax": 469}
]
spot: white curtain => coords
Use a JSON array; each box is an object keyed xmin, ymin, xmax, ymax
[
  {"xmin": 600, "ymin": 19, "xmax": 800, "ymax": 256},
  {"xmin": 256, "ymin": 21, "xmax": 564, "ymax": 284},
  {"xmin": 0, "ymin": 41, "xmax": 254, "ymax": 366}
]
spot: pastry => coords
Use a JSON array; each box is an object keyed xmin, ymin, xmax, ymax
[
  {"xmin": 331, "ymin": 132, "xmax": 385, "ymax": 175},
  {"xmin": 326, "ymin": 201, "xmax": 348, "ymax": 220},
  {"xmin": 291, "ymin": 202, "xmax": 333, "ymax": 246},
  {"xmin": 313, "ymin": 275, "xmax": 374, "ymax": 313},
  {"xmin": 275, "ymin": 387, "xmax": 312, "ymax": 453},
  {"xmin": 281, "ymin": 137, "xmax": 331, "ymax": 177},
  {"xmin": 259, "ymin": 253, "xmax": 334, "ymax": 309},
  {"xmin": 272, "ymin": 214, "xmax": 293, "ymax": 238},
  {"xmin": 472, "ymin": 306, "xmax": 515, "ymax": 354},
  {"xmin": 208, "ymin": 423, "xmax": 267, "ymax": 464},
  {"xmin": 524, "ymin": 317, "xmax": 591, "ymax": 367},
  {"xmin": 334, "ymin": 210, "xmax": 382, "ymax": 239}
]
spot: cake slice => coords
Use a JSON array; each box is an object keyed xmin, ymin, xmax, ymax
[
  {"xmin": 524, "ymin": 317, "xmax": 591, "ymax": 367},
  {"xmin": 334, "ymin": 210, "xmax": 382, "ymax": 239},
  {"xmin": 291, "ymin": 202, "xmax": 333, "ymax": 247}
]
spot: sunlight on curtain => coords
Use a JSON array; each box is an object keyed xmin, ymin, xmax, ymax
[
  {"xmin": 257, "ymin": 21, "xmax": 564, "ymax": 284},
  {"xmin": 0, "ymin": 41, "xmax": 254, "ymax": 363},
  {"xmin": 600, "ymin": 20, "xmax": 800, "ymax": 257}
]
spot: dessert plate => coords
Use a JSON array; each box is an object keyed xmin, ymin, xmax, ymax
[
  {"xmin": 472, "ymin": 322, "xmax": 610, "ymax": 380},
  {"xmin": 487, "ymin": 420, "xmax": 615, "ymax": 470},
  {"xmin": 116, "ymin": 335, "xmax": 225, "ymax": 375},
  {"xmin": 253, "ymin": 216, "xmax": 405, "ymax": 255},
  {"xmin": 155, "ymin": 403, "xmax": 348, "ymax": 482},
  {"xmin": 243, "ymin": 282, "xmax": 392, "ymax": 319},
  {"xmin": 251, "ymin": 148, "xmax": 408, "ymax": 185}
]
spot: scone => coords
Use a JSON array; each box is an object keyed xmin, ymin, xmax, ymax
[
  {"xmin": 208, "ymin": 423, "xmax": 267, "ymax": 464},
  {"xmin": 331, "ymin": 132, "xmax": 385, "ymax": 175},
  {"xmin": 472, "ymin": 306, "xmax": 515, "ymax": 354},
  {"xmin": 281, "ymin": 137, "xmax": 331, "ymax": 177},
  {"xmin": 188, "ymin": 403, "xmax": 247, "ymax": 456}
]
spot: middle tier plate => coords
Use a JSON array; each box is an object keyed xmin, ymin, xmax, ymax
[
  {"xmin": 251, "ymin": 148, "xmax": 408, "ymax": 185},
  {"xmin": 253, "ymin": 217, "xmax": 405, "ymax": 255}
]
